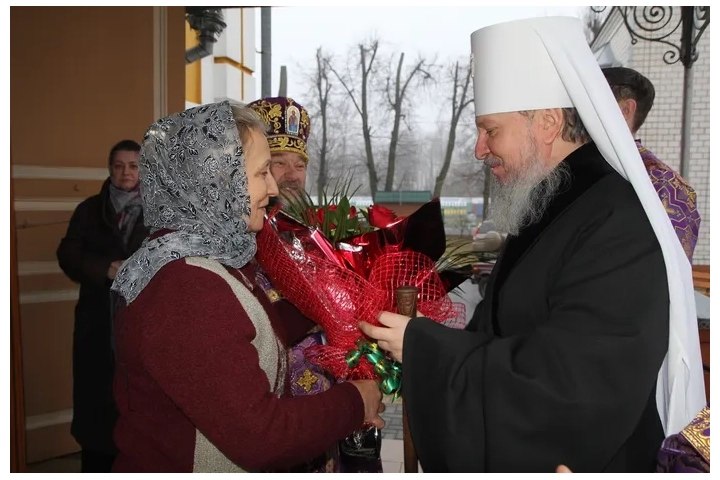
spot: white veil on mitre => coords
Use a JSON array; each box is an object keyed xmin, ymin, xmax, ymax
[{"xmin": 470, "ymin": 15, "xmax": 705, "ymax": 436}]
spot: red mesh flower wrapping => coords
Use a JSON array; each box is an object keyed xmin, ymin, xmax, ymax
[{"xmin": 255, "ymin": 203, "xmax": 466, "ymax": 382}]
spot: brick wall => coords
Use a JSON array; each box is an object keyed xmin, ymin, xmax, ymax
[{"xmin": 593, "ymin": 8, "xmax": 711, "ymax": 265}]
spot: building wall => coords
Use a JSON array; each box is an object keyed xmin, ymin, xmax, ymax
[
  {"xmin": 633, "ymin": 28, "xmax": 711, "ymax": 266},
  {"xmin": 592, "ymin": 8, "xmax": 711, "ymax": 265},
  {"xmin": 185, "ymin": 8, "xmax": 257, "ymax": 109},
  {"xmin": 10, "ymin": 6, "xmax": 186, "ymax": 463},
  {"xmin": 593, "ymin": 11, "xmax": 634, "ymax": 66}
]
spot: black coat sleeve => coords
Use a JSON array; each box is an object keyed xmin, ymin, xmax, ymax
[
  {"xmin": 402, "ymin": 207, "xmax": 669, "ymax": 473},
  {"xmin": 57, "ymin": 201, "xmax": 116, "ymax": 287}
]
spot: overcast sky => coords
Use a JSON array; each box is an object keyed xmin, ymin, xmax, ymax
[
  {"xmin": 254, "ymin": 6, "xmax": 585, "ymax": 103},
  {"xmin": 248, "ymin": 6, "xmax": 588, "ymax": 194}
]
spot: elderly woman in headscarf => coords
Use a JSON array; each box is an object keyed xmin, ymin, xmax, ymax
[
  {"xmin": 56, "ymin": 139, "xmax": 148, "ymax": 473},
  {"xmin": 109, "ymin": 101, "xmax": 384, "ymax": 473}
]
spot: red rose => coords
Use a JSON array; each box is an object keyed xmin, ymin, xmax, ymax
[
  {"xmin": 367, "ymin": 204, "xmax": 398, "ymax": 228},
  {"xmin": 349, "ymin": 206, "xmax": 357, "ymax": 218},
  {"xmin": 317, "ymin": 206, "xmax": 337, "ymax": 229}
]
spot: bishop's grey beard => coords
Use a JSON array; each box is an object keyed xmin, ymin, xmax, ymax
[{"xmin": 488, "ymin": 158, "xmax": 570, "ymax": 237}]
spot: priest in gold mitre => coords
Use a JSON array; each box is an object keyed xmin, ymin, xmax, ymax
[
  {"xmin": 247, "ymin": 96, "xmax": 385, "ymax": 474},
  {"xmin": 360, "ymin": 16, "xmax": 705, "ymax": 473},
  {"xmin": 247, "ymin": 96, "xmax": 310, "ymax": 200}
]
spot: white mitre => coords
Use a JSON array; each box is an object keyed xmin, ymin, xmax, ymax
[{"xmin": 470, "ymin": 16, "xmax": 705, "ymax": 436}]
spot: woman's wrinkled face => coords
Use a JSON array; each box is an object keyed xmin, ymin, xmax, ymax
[
  {"xmin": 110, "ymin": 150, "xmax": 140, "ymax": 191},
  {"xmin": 244, "ymin": 128, "xmax": 278, "ymax": 232}
]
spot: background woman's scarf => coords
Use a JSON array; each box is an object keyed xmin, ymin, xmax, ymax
[
  {"xmin": 109, "ymin": 182, "xmax": 143, "ymax": 247},
  {"xmin": 111, "ymin": 100, "xmax": 256, "ymax": 305}
]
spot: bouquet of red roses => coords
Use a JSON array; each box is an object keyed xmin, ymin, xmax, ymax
[{"xmin": 255, "ymin": 189, "xmax": 467, "ymax": 398}]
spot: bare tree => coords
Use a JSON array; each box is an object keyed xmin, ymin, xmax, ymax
[
  {"xmin": 383, "ymin": 52, "xmax": 434, "ymax": 192},
  {"xmin": 327, "ymin": 41, "xmax": 381, "ymax": 199},
  {"xmin": 300, "ymin": 46, "xmax": 365, "ymax": 196},
  {"xmin": 444, "ymin": 120, "xmax": 485, "ymax": 197},
  {"xmin": 312, "ymin": 47, "xmax": 332, "ymax": 194},
  {"xmin": 433, "ymin": 60, "xmax": 473, "ymax": 198},
  {"xmin": 304, "ymin": 94, "xmax": 360, "ymax": 196},
  {"xmin": 375, "ymin": 128, "xmax": 424, "ymax": 191}
]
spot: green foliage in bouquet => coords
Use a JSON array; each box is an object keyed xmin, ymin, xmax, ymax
[
  {"xmin": 435, "ymin": 239, "xmax": 499, "ymax": 295},
  {"xmin": 280, "ymin": 171, "xmax": 499, "ymax": 293},
  {"xmin": 280, "ymin": 174, "xmax": 376, "ymax": 245}
]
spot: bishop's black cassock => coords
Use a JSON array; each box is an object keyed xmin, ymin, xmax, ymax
[{"xmin": 403, "ymin": 142, "xmax": 668, "ymax": 473}]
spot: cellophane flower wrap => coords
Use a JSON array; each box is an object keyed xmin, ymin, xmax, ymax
[{"xmin": 255, "ymin": 196, "xmax": 466, "ymax": 398}]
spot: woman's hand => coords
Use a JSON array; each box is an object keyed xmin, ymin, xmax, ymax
[{"xmin": 348, "ymin": 380, "xmax": 386, "ymax": 429}]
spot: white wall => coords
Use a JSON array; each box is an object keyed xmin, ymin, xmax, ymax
[
  {"xmin": 187, "ymin": 8, "xmax": 258, "ymax": 106},
  {"xmin": 242, "ymin": 8, "xmax": 257, "ymax": 101}
]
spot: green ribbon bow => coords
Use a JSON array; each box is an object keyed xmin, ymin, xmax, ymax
[{"xmin": 346, "ymin": 338, "xmax": 402, "ymax": 401}]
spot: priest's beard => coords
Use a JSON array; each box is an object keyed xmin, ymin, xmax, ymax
[{"xmin": 488, "ymin": 141, "xmax": 570, "ymax": 236}]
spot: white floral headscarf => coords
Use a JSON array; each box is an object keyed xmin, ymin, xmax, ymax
[{"xmin": 111, "ymin": 100, "xmax": 256, "ymax": 304}]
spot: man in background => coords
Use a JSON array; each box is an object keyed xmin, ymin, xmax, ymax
[
  {"xmin": 602, "ymin": 66, "xmax": 701, "ymax": 262},
  {"xmin": 248, "ymin": 97, "xmax": 309, "ymax": 201}
]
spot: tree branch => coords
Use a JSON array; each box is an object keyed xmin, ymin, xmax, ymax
[{"xmin": 326, "ymin": 58, "xmax": 363, "ymax": 118}]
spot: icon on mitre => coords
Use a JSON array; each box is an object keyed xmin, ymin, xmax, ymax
[{"xmin": 286, "ymin": 105, "xmax": 300, "ymax": 136}]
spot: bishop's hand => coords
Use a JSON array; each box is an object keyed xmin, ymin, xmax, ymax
[{"xmin": 359, "ymin": 311, "xmax": 414, "ymax": 363}]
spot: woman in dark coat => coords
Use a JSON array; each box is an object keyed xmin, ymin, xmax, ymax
[{"xmin": 57, "ymin": 139, "xmax": 149, "ymax": 472}]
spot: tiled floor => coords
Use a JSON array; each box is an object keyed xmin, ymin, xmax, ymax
[
  {"xmin": 379, "ymin": 396, "xmax": 425, "ymax": 471},
  {"xmin": 380, "ymin": 398, "xmax": 422, "ymax": 472},
  {"xmin": 380, "ymin": 399, "xmax": 404, "ymax": 440},
  {"xmin": 381, "ymin": 438, "xmax": 423, "ymax": 473}
]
